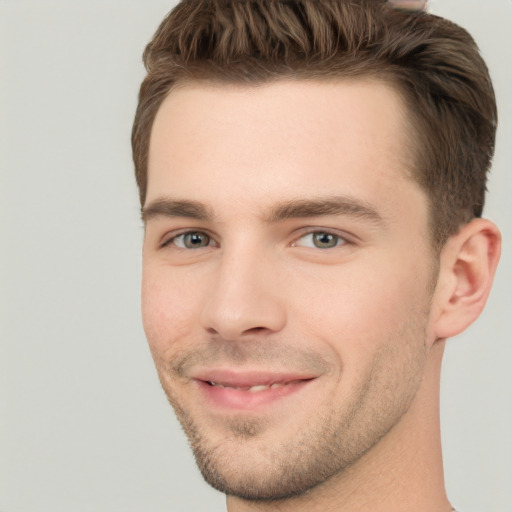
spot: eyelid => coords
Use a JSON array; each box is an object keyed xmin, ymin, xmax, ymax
[
  {"xmin": 157, "ymin": 226, "xmax": 355, "ymax": 250},
  {"xmin": 291, "ymin": 227, "xmax": 353, "ymax": 248},
  {"xmin": 160, "ymin": 228, "xmax": 217, "ymax": 249}
]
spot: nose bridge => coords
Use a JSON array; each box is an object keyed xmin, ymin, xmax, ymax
[{"xmin": 200, "ymin": 239, "xmax": 286, "ymax": 339}]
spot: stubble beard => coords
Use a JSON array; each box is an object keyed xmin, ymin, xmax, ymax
[{"xmin": 156, "ymin": 317, "xmax": 429, "ymax": 503}]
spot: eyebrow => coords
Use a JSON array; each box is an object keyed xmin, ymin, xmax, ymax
[
  {"xmin": 265, "ymin": 196, "xmax": 385, "ymax": 226},
  {"xmin": 142, "ymin": 199, "xmax": 214, "ymax": 223},
  {"xmin": 142, "ymin": 195, "xmax": 384, "ymax": 227}
]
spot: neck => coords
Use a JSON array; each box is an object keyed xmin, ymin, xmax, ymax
[{"xmin": 227, "ymin": 341, "xmax": 451, "ymax": 512}]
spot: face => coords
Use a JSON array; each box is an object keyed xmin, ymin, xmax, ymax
[{"xmin": 142, "ymin": 80, "xmax": 437, "ymax": 501}]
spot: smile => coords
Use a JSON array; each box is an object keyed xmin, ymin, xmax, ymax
[
  {"xmin": 206, "ymin": 379, "xmax": 306, "ymax": 392},
  {"xmin": 194, "ymin": 373, "xmax": 317, "ymax": 410}
]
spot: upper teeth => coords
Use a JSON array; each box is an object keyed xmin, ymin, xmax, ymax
[{"xmin": 208, "ymin": 382, "xmax": 285, "ymax": 392}]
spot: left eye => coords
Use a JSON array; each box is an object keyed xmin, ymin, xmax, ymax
[
  {"xmin": 170, "ymin": 231, "xmax": 213, "ymax": 249},
  {"xmin": 294, "ymin": 231, "xmax": 346, "ymax": 249}
]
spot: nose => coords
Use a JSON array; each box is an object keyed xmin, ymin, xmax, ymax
[{"xmin": 199, "ymin": 246, "xmax": 287, "ymax": 341}]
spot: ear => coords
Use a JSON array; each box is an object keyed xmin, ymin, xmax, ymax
[{"xmin": 433, "ymin": 218, "xmax": 501, "ymax": 340}]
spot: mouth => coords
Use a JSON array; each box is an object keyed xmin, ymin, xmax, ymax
[
  {"xmin": 206, "ymin": 379, "xmax": 308, "ymax": 392},
  {"xmin": 193, "ymin": 371, "xmax": 317, "ymax": 411}
]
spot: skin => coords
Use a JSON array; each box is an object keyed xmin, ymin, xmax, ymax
[
  {"xmin": 141, "ymin": 80, "xmax": 500, "ymax": 511},
  {"xmin": 389, "ymin": 0, "xmax": 428, "ymax": 11}
]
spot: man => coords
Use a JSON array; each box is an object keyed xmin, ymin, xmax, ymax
[{"xmin": 132, "ymin": 1, "xmax": 501, "ymax": 510}]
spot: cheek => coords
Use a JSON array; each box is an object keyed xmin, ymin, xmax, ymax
[
  {"xmin": 290, "ymin": 257, "xmax": 431, "ymax": 358},
  {"xmin": 141, "ymin": 266, "xmax": 200, "ymax": 358}
]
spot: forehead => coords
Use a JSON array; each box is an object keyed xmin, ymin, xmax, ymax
[{"xmin": 147, "ymin": 79, "xmax": 422, "ymax": 223}]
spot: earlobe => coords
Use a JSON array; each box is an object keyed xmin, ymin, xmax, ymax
[{"xmin": 433, "ymin": 218, "xmax": 501, "ymax": 340}]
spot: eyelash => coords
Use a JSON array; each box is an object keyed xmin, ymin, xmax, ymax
[
  {"xmin": 161, "ymin": 231, "xmax": 216, "ymax": 250},
  {"xmin": 161, "ymin": 229, "xmax": 349, "ymax": 250},
  {"xmin": 292, "ymin": 231, "xmax": 348, "ymax": 249}
]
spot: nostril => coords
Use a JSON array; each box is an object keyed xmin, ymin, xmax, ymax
[
  {"xmin": 207, "ymin": 326, "xmax": 268, "ymax": 336},
  {"xmin": 246, "ymin": 326, "xmax": 267, "ymax": 334}
]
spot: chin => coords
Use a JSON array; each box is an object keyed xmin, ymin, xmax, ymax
[{"xmin": 193, "ymin": 439, "xmax": 337, "ymax": 502}]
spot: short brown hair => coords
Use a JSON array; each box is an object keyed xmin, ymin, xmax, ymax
[{"xmin": 132, "ymin": 0, "xmax": 497, "ymax": 247}]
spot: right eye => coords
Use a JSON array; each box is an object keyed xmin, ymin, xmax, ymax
[
  {"xmin": 165, "ymin": 231, "xmax": 214, "ymax": 249},
  {"xmin": 293, "ymin": 231, "xmax": 347, "ymax": 249}
]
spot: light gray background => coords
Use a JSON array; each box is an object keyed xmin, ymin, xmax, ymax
[{"xmin": 1, "ymin": 1, "xmax": 510, "ymax": 511}]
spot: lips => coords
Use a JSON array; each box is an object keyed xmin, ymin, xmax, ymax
[
  {"xmin": 194, "ymin": 368, "xmax": 315, "ymax": 388},
  {"xmin": 192, "ymin": 370, "xmax": 316, "ymax": 410},
  {"xmin": 207, "ymin": 379, "xmax": 307, "ymax": 392},
  {"xmin": 208, "ymin": 381, "xmax": 294, "ymax": 393}
]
